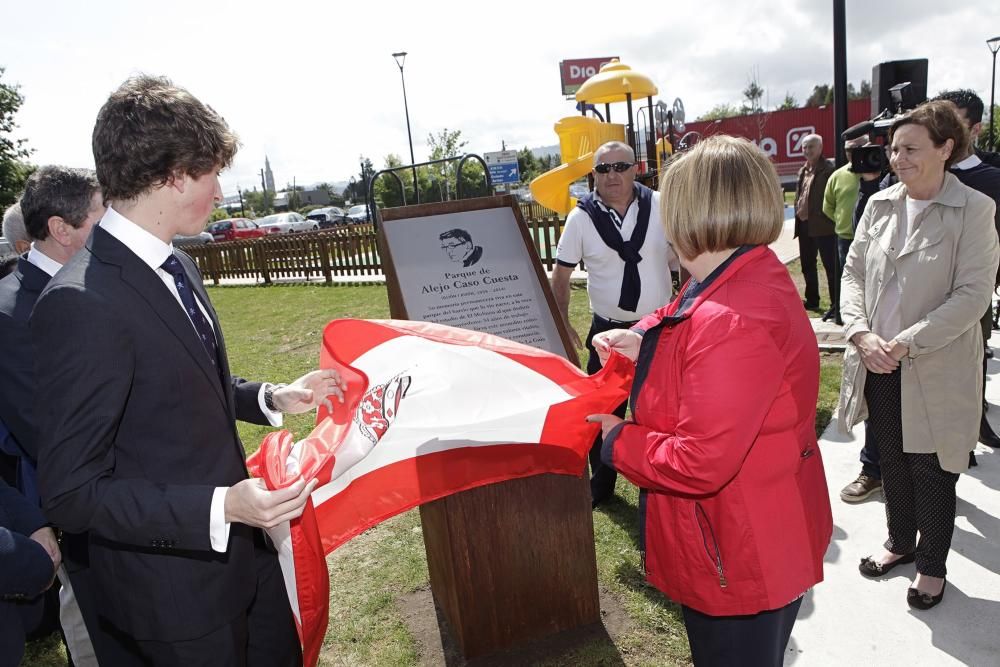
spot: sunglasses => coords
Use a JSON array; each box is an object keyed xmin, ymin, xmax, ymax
[{"xmin": 594, "ymin": 161, "xmax": 634, "ymax": 174}]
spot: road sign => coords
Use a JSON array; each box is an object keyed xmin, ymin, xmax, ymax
[{"xmin": 485, "ymin": 150, "xmax": 520, "ymax": 185}]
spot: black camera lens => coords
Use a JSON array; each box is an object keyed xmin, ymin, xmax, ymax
[{"xmin": 850, "ymin": 145, "xmax": 885, "ymax": 175}]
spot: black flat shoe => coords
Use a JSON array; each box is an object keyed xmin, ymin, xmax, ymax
[
  {"xmin": 859, "ymin": 553, "xmax": 915, "ymax": 578},
  {"xmin": 907, "ymin": 580, "xmax": 946, "ymax": 610}
]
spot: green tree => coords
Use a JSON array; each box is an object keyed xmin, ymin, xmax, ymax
[
  {"xmin": 242, "ymin": 188, "xmax": 273, "ymax": 216},
  {"xmin": 696, "ymin": 103, "xmax": 740, "ymax": 121},
  {"xmin": 425, "ymin": 128, "xmax": 468, "ymax": 202},
  {"xmin": 209, "ymin": 208, "xmax": 231, "ymax": 223},
  {"xmin": 805, "ymin": 84, "xmax": 833, "ymax": 107},
  {"xmin": 316, "ymin": 182, "xmax": 345, "ymax": 207},
  {"xmin": 778, "ymin": 92, "xmax": 797, "ymax": 110},
  {"xmin": 373, "ymin": 153, "xmax": 407, "ymax": 208},
  {"xmin": 979, "ymin": 104, "xmax": 999, "ymax": 151},
  {"xmin": 853, "ymin": 80, "xmax": 872, "ymax": 100},
  {"xmin": 517, "ymin": 147, "xmax": 540, "ymax": 183},
  {"xmin": 0, "ymin": 67, "xmax": 33, "ymax": 209},
  {"xmin": 741, "ymin": 68, "xmax": 765, "ymax": 115}
]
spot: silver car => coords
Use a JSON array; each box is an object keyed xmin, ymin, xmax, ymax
[{"xmin": 257, "ymin": 212, "xmax": 317, "ymax": 234}]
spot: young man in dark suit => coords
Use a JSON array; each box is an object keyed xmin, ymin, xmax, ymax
[{"xmin": 32, "ymin": 75, "xmax": 344, "ymax": 666}]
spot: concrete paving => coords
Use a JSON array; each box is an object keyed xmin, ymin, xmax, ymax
[{"xmin": 784, "ymin": 353, "xmax": 1000, "ymax": 666}]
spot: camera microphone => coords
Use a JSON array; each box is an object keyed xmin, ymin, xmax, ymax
[{"xmin": 842, "ymin": 120, "xmax": 875, "ymax": 141}]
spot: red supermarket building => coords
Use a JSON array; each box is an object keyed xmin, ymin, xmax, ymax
[{"xmin": 681, "ymin": 98, "xmax": 871, "ymax": 187}]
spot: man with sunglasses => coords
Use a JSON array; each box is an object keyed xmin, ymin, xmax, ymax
[{"xmin": 552, "ymin": 141, "xmax": 678, "ymax": 508}]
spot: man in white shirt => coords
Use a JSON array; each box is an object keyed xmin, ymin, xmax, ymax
[
  {"xmin": 31, "ymin": 75, "xmax": 344, "ymax": 665},
  {"xmin": 551, "ymin": 141, "xmax": 677, "ymax": 507}
]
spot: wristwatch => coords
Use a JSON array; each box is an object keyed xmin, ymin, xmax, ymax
[{"xmin": 264, "ymin": 383, "xmax": 287, "ymax": 413}]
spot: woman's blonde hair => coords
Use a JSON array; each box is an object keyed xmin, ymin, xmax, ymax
[{"xmin": 659, "ymin": 135, "xmax": 783, "ymax": 260}]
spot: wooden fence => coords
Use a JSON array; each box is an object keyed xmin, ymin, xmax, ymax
[{"xmin": 184, "ymin": 217, "xmax": 569, "ymax": 285}]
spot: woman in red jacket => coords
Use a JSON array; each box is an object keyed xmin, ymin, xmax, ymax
[{"xmin": 589, "ymin": 135, "xmax": 832, "ymax": 666}]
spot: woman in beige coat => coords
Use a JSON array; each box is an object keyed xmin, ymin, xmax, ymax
[{"xmin": 838, "ymin": 100, "xmax": 999, "ymax": 610}]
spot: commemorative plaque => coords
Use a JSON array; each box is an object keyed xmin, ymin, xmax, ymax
[
  {"xmin": 376, "ymin": 195, "xmax": 598, "ymax": 658},
  {"xmin": 378, "ymin": 195, "xmax": 579, "ymax": 366}
]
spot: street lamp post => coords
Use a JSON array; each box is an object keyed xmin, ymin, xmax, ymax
[
  {"xmin": 988, "ymin": 36, "xmax": 1000, "ymax": 151},
  {"xmin": 392, "ymin": 51, "xmax": 419, "ymax": 204}
]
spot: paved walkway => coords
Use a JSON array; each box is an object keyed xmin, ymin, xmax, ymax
[{"xmin": 785, "ymin": 354, "xmax": 1000, "ymax": 666}]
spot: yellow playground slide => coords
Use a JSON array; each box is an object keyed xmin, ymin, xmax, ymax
[
  {"xmin": 529, "ymin": 115, "xmax": 626, "ymax": 216},
  {"xmin": 528, "ymin": 152, "xmax": 594, "ymax": 215}
]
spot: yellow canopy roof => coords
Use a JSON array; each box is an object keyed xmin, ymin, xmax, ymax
[{"xmin": 574, "ymin": 59, "xmax": 658, "ymax": 104}]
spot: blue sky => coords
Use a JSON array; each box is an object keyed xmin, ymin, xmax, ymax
[{"xmin": 3, "ymin": 0, "xmax": 998, "ymax": 196}]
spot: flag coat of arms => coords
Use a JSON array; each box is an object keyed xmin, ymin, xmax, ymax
[{"xmin": 248, "ymin": 319, "xmax": 632, "ymax": 665}]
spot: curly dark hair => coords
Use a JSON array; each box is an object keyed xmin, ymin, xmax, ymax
[
  {"xmin": 890, "ymin": 100, "xmax": 970, "ymax": 169},
  {"xmin": 932, "ymin": 89, "xmax": 985, "ymax": 126},
  {"xmin": 20, "ymin": 166, "xmax": 100, "ymax": 241},
  {"xmin": 92, "ymin": 75, "xmax": 239, "ymax": 201}
]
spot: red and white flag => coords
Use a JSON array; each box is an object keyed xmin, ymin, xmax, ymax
[{"xmin": 247, "ymin": 319, "xmax": 632, "ymax": 666}]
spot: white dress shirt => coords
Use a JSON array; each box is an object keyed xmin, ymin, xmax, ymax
[
  {"xmin": 100, "ymin": 207, "xmax": 281, "ymax": 551},
  {"xmin": 26, "ymin": 243, "xmax": 64, "ymax": 277}
]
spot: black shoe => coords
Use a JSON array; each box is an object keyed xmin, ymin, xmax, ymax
[
  {"xmin": 979, "ymin": 420, "xmax": 1000, "ymax": 448},
  {"xmin": 907, "ymin": 580, "xmax": 946, "ymax": 610},
  {"xmin": 986, "ymin": 348, "xmax": 994, "ymax": 359},
  {"xmin": 970, "ymin": 451, "xmax": 978, "ymax": 468},
  {"xmin": 803, "ymin": 300, "xmax": 819, "ymax": 310},
  {"xmin": 859, "ymin": 552, "xmax": 915, "ymax": 578}
]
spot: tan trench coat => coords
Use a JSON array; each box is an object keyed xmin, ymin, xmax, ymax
[{"xmin": 837, "ymin": 173, "xmax": 999, "ymax": 472}]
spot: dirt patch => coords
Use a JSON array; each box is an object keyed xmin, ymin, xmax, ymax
[{"xmin": 398, "ymin": 585, "xmax": 631, "ymax": 666}]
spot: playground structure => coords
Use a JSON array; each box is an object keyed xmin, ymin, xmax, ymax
[{"xmin": 530, "ymin": 59, "xmax": 677, "ymax": 215}]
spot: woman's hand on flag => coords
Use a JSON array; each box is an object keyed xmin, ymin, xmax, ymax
[
  {"xmin": 587, "ymin": 413, "xmax": 624, "ymax": 438},
  {"xmin": 273, "ymin": 369, "xmax": 348, "ymax": 413},
  {"xmin": 592, "ymin": 329, "xmax": 642, "ymax": 365}
]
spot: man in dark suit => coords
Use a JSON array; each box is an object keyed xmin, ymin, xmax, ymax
[
  {"xmin": 0, "ymin": 165, "xmax": 105, "ymax": 665},
  {"xmin": 793, "ymin": 133, "xmax": 839, "ymax": 323},
  {"xmin": 1, "ymin": 476, "xmax": 60, "ymax": 667},
  {"xmin": 32, "ymin": 75, "xmax": 344, "ymax": 665}
]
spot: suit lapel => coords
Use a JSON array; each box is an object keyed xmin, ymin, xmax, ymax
[{"xmin": 91, "ymin": 228, "xmax": 228, "ymax": 411}]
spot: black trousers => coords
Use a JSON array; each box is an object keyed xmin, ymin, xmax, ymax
[
  {"xmin": 798, "ymin": 233, "xmax": 838, "ymax": 308},
  {"xmin": 102, "ymin": 542, "xmax": 301, "ymax": 666},
  {"xmin": 585, "ymin": 314, "xmax": 634, "ymax": 503},
  {"xmin": 682, "ymin": 596, "xmax": 802, "ymax": 667},
  {"xmin": 864, "ymin": 369, "xmax": 959, "ymax": 577},
  {"xmin": 860, "ymin": 337, "xmax": 993, "ymax": 477}
]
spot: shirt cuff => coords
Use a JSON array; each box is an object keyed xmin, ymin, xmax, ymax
[
  {"xmin": 258, "ymin": 383, "xmax": 283, "ymax": 427},
  {"xmin": 209, "ymin": 487, "xmax": 231, "ymax": 553}
]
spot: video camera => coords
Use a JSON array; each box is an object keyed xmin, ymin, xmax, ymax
[{"xmin": 844, "ymin": 82, "xmax": 920, "ymax": 175}]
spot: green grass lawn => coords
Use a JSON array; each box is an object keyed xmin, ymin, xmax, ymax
[{"xmin": 23, "ymin": 262, "xmax": 842, "ymax": 667}]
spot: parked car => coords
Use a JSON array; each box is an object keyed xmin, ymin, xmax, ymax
[
  {"xmin": 306, "ymin": 207, "xmax": 347, "ymax": 229},
  {"xmin": 208, "ymin": 218, "xmax": 268, "ymax": 242},
  {"xmin": 345, "ymin": 205, "xmax": 371, "ymax": 224},
  {"xmin": 173, "ymin": 231, "xmax": 213, "ymax": 246},
  {"xmin": 256, "ymin": 212, "xmax": 316, "ymax": 234}
]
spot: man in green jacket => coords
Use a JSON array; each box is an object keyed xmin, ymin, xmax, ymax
[{"xmin": 822, "ymin": 135, "xmax": 868, "ymax": 269}]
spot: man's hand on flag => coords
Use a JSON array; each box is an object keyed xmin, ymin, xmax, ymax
[
  {"xmin": 273, "ymin": 369, "xmax": 347, "ymax": 414},
  {"xmin": 587, "ymin": 413, "xmax": 625, "ymax": 438},
  {"xmin": 224, "ymin": 477, "xmax": 319, "ymax": 529},
  {"xmin": 592, "ymin": 329, "xmax": 642, "ymax": 365}
]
